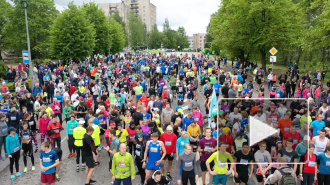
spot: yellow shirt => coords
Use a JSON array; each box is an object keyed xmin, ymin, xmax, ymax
[
  {"xmin": 208, "ymin": 68, "xmax": 213, "ymax": 74},
  {"xmin": 206, "ymin": 151, "xmax": 233, "ymax": 174},
  {"xmin": 187, "ymin": 124, "xmax": 201, "ymax": 138},
  {"xmin": 91, "ymin": 125, "xmax": 101, "ymax": 146},
  {"xmin": 45, "ymin": 107, "xmax": 53, "ymax": 117},
  {"xmin": 116, "ymin": 129, "xmax": 128, "ymax": 144},
  {"xmin": 79, "ymin": 86, "xmax": 85, "ymax": 94},
  {"xmin": 73, "ymin": 127, "xmax": 86, "ymax": 147},
  {"xmin": 238, "ymin": 84, "xmax": 243, "ymax": 92}
]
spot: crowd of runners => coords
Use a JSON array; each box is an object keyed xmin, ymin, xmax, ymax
[{"xmin": 0, "ymin": 52, "xmax": 330, "ymax": 185}]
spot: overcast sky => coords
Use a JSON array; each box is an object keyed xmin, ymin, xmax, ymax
[{"xmin": 54, "ymin": 0, "xmax": 221, "ymax": 36}]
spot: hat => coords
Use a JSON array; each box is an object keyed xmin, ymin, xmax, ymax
[
  {"xmin": 222, "ymin": 127, "xmax": 230, "ymax": 134},
  {"xmin": 177, "ymin": 109, "xmax": 184, "ymax": 114},
  {"xmin": 295, "ymin": 114, "xmax": 301, "ymax": 119},
  {"xmin": 303, "ymin": 135, "xmax": 310, "ymax": 141},
  {"xmin": 79, "ymin": 120, "xmax": 85, "ymax": 125},
  {"xmin": 276, "ymin": 140, "xmax": 282, "ymax": 145},
  {"xmin": 110, "ymin": 122, "xmax": 116, "ymax": 127},
  {"xmin": 137, "ymin": 133, "xmax": 144, "ymax": 138},
  {"xmin": 8, "ymin": 127, "xmax": 17, "ymax": 133},
  {"xmin": 53, "ymin": 98, "xmax": 58, "ymax": 101},
  {"xmin": 79, "ymin": 97, "xmax": 84, "ymax": 100}
]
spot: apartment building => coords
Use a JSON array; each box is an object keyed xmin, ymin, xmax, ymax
[
  {"xmin": 193, "ymin": 33, "xmax": 206, "ymax": 51},
  {"xmin": 99, "ymin": 0, "xmax": 156, "ymax": 32}
]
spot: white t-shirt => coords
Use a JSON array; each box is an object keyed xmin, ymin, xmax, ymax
[
  {"xmin": 63, "ymin": 92, "xmax": 70, "ymax": 102},
  {"xmin": 71, "ymin": 93, "xmax": 78, "ymax": 102},
  {"xmin": 229, "ymin": 113, "xmax": 242, "ymax": 122}
]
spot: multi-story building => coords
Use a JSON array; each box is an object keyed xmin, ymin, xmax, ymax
[
  {"xmin": 99, "ymin": 0, "xmax": 156, "ymax": 32},
  {"xmin": 193, "ymin": 33, "xmax": 206, "ymax": 51}
]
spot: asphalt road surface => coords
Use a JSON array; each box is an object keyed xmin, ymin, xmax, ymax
[{"xmin": 0, "ymin": 57, "xmax": 265, "ymax": 185}]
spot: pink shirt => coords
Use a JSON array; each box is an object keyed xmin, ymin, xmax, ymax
[
  {"xmin": 192, "ymin": 111, "xmax": 203, "ymax": 126},
  {"xmin": 51, "ymin": 103, "xmax": 61, "ymax": 114},
  {"xmin": 127, "ymin": 127, "xmax": 137, "ymax": 142}
]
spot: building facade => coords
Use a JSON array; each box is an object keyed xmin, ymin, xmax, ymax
[
  {"xmin": 193, "ymin": 33, "xmax": 206, "ymax": 51},
  {"xmin": 99, "ymin": 0, "xmax": 156, "ymax": 32},
  {"xmin": 188, "ymin": 36, "xmax": 193, "ymax": 50}
]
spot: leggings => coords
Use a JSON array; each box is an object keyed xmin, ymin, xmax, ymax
[
  {"xmin": 302, "ymin": 173, "xmax": 314, "ymax": 185},
  {"xmin": 52, "ymin": 137, "xmax": 61, "ymax": 149},
  {"xmin": 22, "ymin": 142, "xmax": 35, "ymax": 166},
  {"xmin": 54, "ymin": 113, "xmax": 63, "ymax": 125},
  {"xmin": 128, "ymin": 142, "xmax": 135, "ymax": 156},
  {"xmin": 0, "ymin": 135, "xmax": 7, "ymax": 156},
  {"xmin": 31, "ymin": 131, "xmax": 38, "ymax": 149},
  {"xmin": 135, "ymin": 156, "xmax": 146, "ymax": 183},
  {"xmin": 76, "ymin": 146, "xmax": 85, "ymax": 165},
  {"xmin": 40, "ymin": 132, "xmax": 50, "ymax": 144},
  {"xmin": 318, "ymin": 174, "xmax": 330, "ymax": 185},
  {"xmin": 182, "ymin": 169, "xmax": 196, "ymax": 185},
  {"xmin": 68, "ymin": 135, "xmax": 75, "ymax": 153},
  {"xmin": 9, "ymin": 151, "xmax": 20, "ymax": 174}
]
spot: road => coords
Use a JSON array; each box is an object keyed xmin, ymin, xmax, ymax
[{"xmin": 0, "ymin": 56, "xmax": 264, "ymax": 185}]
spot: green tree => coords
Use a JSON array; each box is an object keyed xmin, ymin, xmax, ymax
[
  {"xmin": 112, "ymin": 10, "xmax": 128, "ymax": 46},
  {"xmin": 50, "ymin": 3, "xmax": 95, "ymax": 61},
  {"xmin": 128, "ymin": 12, "xmax": 146, "ymax": 50},
  {"xmin": 149, "ymin": 24, "xmax": 163, "ymax": 49},
  {"xmin": 175, "ymin": 27, "xmax": 189, "ymax": 50},
  {"xmin": 0, "ymin": 0, "xmax": 13, "ymax": 60},
  {"xmin": 82, "ymin": 2, "xmax": 111, "ymax": 55},
  {"xmin": 2, "ymin": 0, "xmax": 58, "ymax": 59},
  {"xmin": 109, "ymin": 18, "xmax": 126, "ymax": 54}
]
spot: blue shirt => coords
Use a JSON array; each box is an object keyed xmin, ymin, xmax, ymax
[
  {"xmin": 143, "ymin": 113, "xmax": 151, "ymax": 122},
  {"xmin": 40, "ymin": 150, "xmax": 59, "ymax": 174},
  {"xmin": 182, "ymin": 117, "xmax": 194, "ymax": 131},
  {"xmin": 318, "ymin": 153, "xmax": 330, "ymax": 175},
  {"xmin": 176, "ymin": 137, "xmax": 190, "ymax": 155},
  {"xmin": 213, "ymin": 83, "xmax": 221, "ymax": 94},
  {"xmin": 94, "ymin": 118, "xmax": 100, "ymax": 126},
  {"xmin": 311, "ymin": 120, "xmax": 326, "ymax": 136},
  {"xmin": 5, "ymin": 134, "xmax": 21, "ymax": 155},
  {"xmin": 43, "ymin": 75, "xmax": 50, "ymax": 81},
  {"xmin": 54, "ymin": 95, "xmax": 64, "ymax": 103}
]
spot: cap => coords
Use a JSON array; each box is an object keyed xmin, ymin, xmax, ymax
[
  {"xmin": 79, "ymin": 120, "xmax": 85, "ymax": 125},
  {"xmin": 177, "ymin": 109, "xmax": 184, "ymax": 114},
  {"xmin": 295, "ymin": 114, "xmax": 301, "ymax": 119},
  {"xmin": 110, "ymin": 122, "xmax": 116, "ymax": 127},
  {"xmin": 276, "ymin": 140, "xmax": 282, "ymax": 144},
  {"xmin": 79, "ymin": 97, "xmax": 84, "ymax": 100},
  {"xmin": 137, "ymin": 133, "xmax": 144, "ymax": 138},
  {"xmin": 8, "ymin": 127, "xmax": 17, "ymax": 133},
  {"xmin": 53, "ymin": 98, "xmax": 58, "ymax": 101},
  {"xmin": 303, "ymin": 135, "xmax": 310, "ymax": 141}
]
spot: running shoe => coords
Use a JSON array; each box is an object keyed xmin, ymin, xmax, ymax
[
  {"xmin": 136, "ymin": 171, "xmax": 140, "ymax": 175},
  {"xmin": 16, "ymin": 172, "xmax": 23, "ymax": 177},
  {"xmin": 97, "ymin": 147, "xmax": 101, "ymax": 151},
  {"xmin": 56, "ymin": 174, "xmax": 60, "ymax": 181},
  {"xmin": 90, "ymin": 179, "xmax": 97, "ymax": 184},
  {"xmin": 81, "ymin": 165, "xmax": 86, "ymax": 171},
  {"xmin": 0, "ymin": 156, "xmax": 3, "ymax": 161},
  {"xmin": 5, "ymin": 153, "xmax": 8, "ymax": 158},
  {"xmin": 166, "ymin": 173, "xmax": 172, "ymax": 181},
  {"xmin": 31, "ymin": 166, "xmax": 35, "ymax": 171},
  {"xmin": 34, "ymin": 149, "xmax": 38, "ymax": 153},
  {"xmin": 76, "ymin": 166, "xmax": 80, "ymax": 172},
  {"xmin": 95, "ymin": 161, "xmax": 100, "ymax": 166},
  {"xmin": 11, "ymin": 175, "xmax": 16, "ymax": 180},
  {"xmin": 72, "ymin": 153, "xmax": 77, "ymax": 157},
  {"xmin": 24, "ymin": 167, "xmax": 27, "ymax": 173},
  {"xmin": 68, "ymin": 153, "xmax": 72, "ymax": 158}
]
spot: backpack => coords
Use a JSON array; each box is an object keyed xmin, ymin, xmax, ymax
[{"xmin": 279, "ymin": 167, "xmax": 296, "ymax": 185}]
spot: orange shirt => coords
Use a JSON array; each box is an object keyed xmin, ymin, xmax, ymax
[
  {"xmin": 91, "ymin": 69, "xmax": 96, "ymax": 77},
  {"xmin": 278, "ymin": 118, "xmax": 293, "ymax": 135},
  {"xmin": 231, "ymin": 79, "xmax": 238, "ymax": 89}
]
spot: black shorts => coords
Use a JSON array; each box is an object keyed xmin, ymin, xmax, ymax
[
  {"xmin": 164, "ymin": 154, "xmax": 174, "ymax": 161},
  {"xmin": 256, "ymin": 174, "xmax": 269, "ymax": 182},
  {"xmin": 100, "ymin": 129, "xmax": 105, "ymax": 135},
  {"xmin": 84, "ymin": 156, "xmax": 95, "ymax": 168},
  {"xmin": 200, "ymin": 161, "xmax": 214, "ymax": 172},
  {"xmin": 171, "ymin": 86, "xmax": 177, "ymax": 91},
  {"xmin": 234, "ymin": 171, "xmax": 249, "ymax": 184}
]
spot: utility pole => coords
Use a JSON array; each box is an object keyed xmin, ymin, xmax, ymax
[{"xmin": 23, "ymin": 0, "xmax": 34, "ymax": 86}]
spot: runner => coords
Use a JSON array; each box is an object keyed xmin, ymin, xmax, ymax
[
  {"xmin": 160, "ymin": 125, "xmax": 177, "ymax": 179},
  {"xmin": 73, "ymin": 120, "xmax": 87, "ymax": 172},
  {"xmin": 177, "ymin": 144, "xmax": 198, "ymax": 185},
  {"xmin": 111, "ymin": 143, "xmax": 135, "ymax": 185},
  {"xmin": 82, "ymin": 126, "xmax": 97, "ymax": 185},
  {"xmin": 20, "ymin": 122, "xmax": 36, "ymax": 173},
  {"xmin": 40, "ymin": 142, "xmax": 60, "ymax": 185},
  {"xmin": 142, "ymin": 132, "xmax": 166, "ymax": 184},
  {"xmin": 233, "ymin": 141, "xmax": 254, "ymax": 185},
  {"xmin": 254, "ymin": 141, "xmax": 272, "ymax": 185},
  {"xmin": 66, "ymin": 115, "xmax": 79, "ymax": 158},
  {"xmin": 6, "ymin": 127, "xmax": 24, "ymax": 180}
]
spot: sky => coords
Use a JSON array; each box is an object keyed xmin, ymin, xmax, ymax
[{"xmin": 53, "ymin": 0, "xmax": 221, "ymax": 36}]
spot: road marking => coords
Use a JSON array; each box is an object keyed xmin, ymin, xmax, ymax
[{"xmin": 61, "ymin": 137, "xmax": 67, "ymax": 143}]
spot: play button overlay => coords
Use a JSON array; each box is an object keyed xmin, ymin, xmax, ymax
[{"xmin": 249, "ymin": 116, "xmax": 278, "ymax": 147}]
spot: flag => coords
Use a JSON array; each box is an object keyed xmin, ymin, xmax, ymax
[{"xmin": 208, "ymin": 88, "xmax": 218, "ymax": 127}]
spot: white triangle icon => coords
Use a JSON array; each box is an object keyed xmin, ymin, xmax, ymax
[{"xmin": 249, "ymin": 116, "xmax": 278, "ymax": 147}]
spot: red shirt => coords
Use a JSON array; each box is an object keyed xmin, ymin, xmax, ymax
[
  {"xmin": 104, "ymin": 100, "xmax": 110, "ymax": 110},
  {"xmin": 283, "ymin": 132, "xmax": 301, "ymax": 149},
  {"xmin": 303, "ymin": 154, "xmax": 317, "ymax": 174},
  {"xmin": 162, "ymin": 91, "xmax": 169, "ymax": 100},
  {"xmin": 69, "ymin": 86, "xmax": 76, "ymax": 97},
  {"xmin": 127, "ymin": 127, "xmax": 137, "ymax": 142},
  {"xmin": 86, "ymin": 99, "xmax": 93, "ymax": 109},
  {"xmin": 140, "ymin": 96, "xmax": 149, "ymax": 108},
  {"xmin": 47, "ymin": 122, "xmax": 63, "ymax": 139},
  {"xmin": 160, "ymin": 132, "xmax": 177, "ymax": 154},
  {"xmin": 269, "ymin": 113, "xmax": 280, "ymax": 123},
  {"xmin": 220, "ymin": 134, "xmax": 234, "ymax": 153}
]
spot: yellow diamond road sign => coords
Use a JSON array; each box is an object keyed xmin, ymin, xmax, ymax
[{"xmin": 269, "ymin": 47, "xmax": 278, "ymax": 55}]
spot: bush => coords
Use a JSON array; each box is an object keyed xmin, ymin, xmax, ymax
[{"xmin": 0, "ymin": 62, "xmax": 7, "ymax": 79}]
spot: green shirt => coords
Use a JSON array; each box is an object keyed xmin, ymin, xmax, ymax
[
  {"xmin": 200, "ymin": 74, "xmax": 205, "ymax": 82},
  {"xmin": 64, "ymin": 106, "xmax": 75, "ymax": 118},
  {"xmin": 170, "ymin": 77, "xmax": 177, "ymax": 87},
  {"xmin": 210, "ymin": 76, "xmax": 216, "ymax": 85},
  {"xmin": 110, "ymin": 93, "xmax": 116, "ymax": 104},
  {"xmin": 134, "ymin": 86, "xmax": 143, "ymax": 95},
  {"xmin": 206, "ymin": 151, "xmax": 233, "ymax": 175},
  {"xmin": 112, "ymin": 152, "xmax": 135, "ymax": 179}
]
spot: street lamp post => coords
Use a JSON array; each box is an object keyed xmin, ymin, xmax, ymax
[{"xmin": 22, "ymin": 0, "xmax": 34, "ymax": 86}]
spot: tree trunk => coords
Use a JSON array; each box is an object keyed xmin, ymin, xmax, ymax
[
  {"xmin": 240, "ymin": 49, "xmax": 245, "ymax": 67},
  {"xmin": 260, "ymin": 49, "xmax": 266, "ymax": 73},
  {"xmin": 322, "ymin": 47, "xmax": 326, "ymax": 70},
  {"xmin": 295, "ymin": 47, "xmax": 302, "ymax": 66}
]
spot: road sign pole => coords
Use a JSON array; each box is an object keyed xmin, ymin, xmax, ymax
[{"xmin": 23, "ymin": 0, "xmax": 34, "ymax": 86}]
